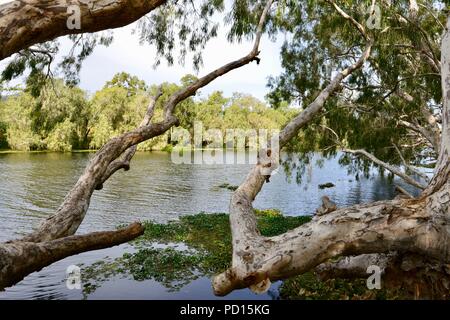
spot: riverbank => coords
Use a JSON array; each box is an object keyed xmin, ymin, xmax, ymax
[
  {"xmin": 0, "ymin": 149, "xmax": 98, "ymax": 154},
  {"xmin": 0, "ymin": 146, "xmax": 268, "ymax": 153}
]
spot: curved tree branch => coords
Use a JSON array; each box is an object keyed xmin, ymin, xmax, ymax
[
  {"xmin": 214, "ymin": 197, "xmax": 449, "ymax": 296},
  {"xmin": 213, "ymin": 4, "xmax": 374, "ymax": 294},
  {"xmin": 212, "ymin": 13, "xmax": 450, "ymax": 296},
  {"xmin": 0, "ymin": 0, "xmax": 167, "ymax": 61},
  {"xmin": 96, "ymin": 86, "xmax": 163, "ymax": 190},
  {"xmin": 326, "ymin": 0, "xmax": 369, "ymax": 42},
  {"xmin": 343, "ymin": 148, "xmax": 427, "ymax": 190},
  {"xmin": 422, "ymin": 17, "xmax": 450, "ymax": 197},
  {"xmin": 0, "ymin": 0, "xmax": 274, "ymax": 289},
  {"xmin": 393, "ymin": 143, "xmax": 430, "ymax": 183},
  {"xmin": 398, "ymin": 119, "xmax": 440, "ymax": 154},
  {"xmin": 21, "ymin": 0, "xmax": 271, "ymax": 244},
  {"xmin": 0, "ymin": 222, "xmax": 144, "ymax": 290}
]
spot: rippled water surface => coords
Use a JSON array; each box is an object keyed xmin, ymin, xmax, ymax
[{"xmin": 0, "ymin": 151, "xmax": 417, "ymax": 299}]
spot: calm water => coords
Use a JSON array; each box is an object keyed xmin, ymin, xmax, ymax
[{"xmin": 0, "ymin": 151, "xmax": 418, "ymax": 300}]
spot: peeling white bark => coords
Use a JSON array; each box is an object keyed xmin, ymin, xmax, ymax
[
  {"xmin": 212, "ymin": 13, "xmax": 450, "ymax": 297},
  {"xmin": 423, "ymin": 18, "xmax": 450, "ymax": 197},
  {"xmin": 0, "ymin": 0, "xmax": 448, "ymax": 297},
  {"xmin": 0, "ymin": 0, "xmax": 166, "ymax": 60},
  {"xmin": 0, "ymin": 0, "xmax": 272, "ymax": 290},
  {"xmin": 213, "ymin": 41, "xmax": 374, "ymax": 296}
]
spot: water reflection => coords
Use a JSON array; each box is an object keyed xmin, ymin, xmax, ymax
[{"xmin": 0, "ymin": 151, "xmax": 419, "ymax": 299}]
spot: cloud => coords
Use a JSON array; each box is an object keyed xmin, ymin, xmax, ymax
[{"xmin": 75, "ymin": 22, "xmax": 282, "ymax": 101}]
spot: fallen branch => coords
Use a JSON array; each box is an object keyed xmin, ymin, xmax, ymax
[
  {"xmin": 0, "ymin": 0, "xmax": 166, "ymax": 60},
  {"xmin": 393, "ymin": 143, "xmax": 430, "ymax": 183},
  {"xmin": 0, "ymin": 222, "xmax": 144, "ymax": 290},
  {"xmin": 214, "ymin": 197, "xmax": 449, "ymax": 296},
  {"xmin": 395, "ymin": 185, "xmax": 414, "ymax": 199}
]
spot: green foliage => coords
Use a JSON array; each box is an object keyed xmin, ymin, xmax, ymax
[
  {"xmin": 124, "ymin": 248, "xmax": 205, "ymax": 290},
  {"xmin": 218, "ymin": 182, "xmax": 239, "ymax": 191},
  {"xmin": 80, "ymin": 211, "xmax": 311, "ymax": 294},
  {"xmin": 45, "ymin": 119, "xmax": 76, "ymax": 151},
  {"xmin": 136, "ymin": 210, "xmax": 310, "ymax": 272},
  {"xmin": 0, "ymin": 121, "xmax": 7, "ymax": 149},
  {"xmin": 136, "ymin": 0, "xmax": 224, "ymax": 69},
  {"xmin": 265, "ymin": 0, "xmax": 448, "ymax": 181},
  {"xmin": 1, "ymin": 0, "xmax": 446, "ymax": 182},
  {"xmin": 104, "ymin": 72, "xmax": 147, "ymax": 95},
  {"xmin": 60, "ymin": 32, "xmax": 114, "ymax": 87},
  {"xmin": 279, "ymin": 272, "xmax": 391, "ymax": 300},
  {"xmin": 2, "ymin": 32, "xmax": 114, "ymax": 96},
  {"xmin": 81, "ymin": 211, "xmax": 407, "ymax": 299},
  {"xmin": 1, "ymin": 93, "xmax": 43, "ymax": 150},
  {"xmin": 0, "ymin": 99, "xmax": 9, "ymax": 149},
  {"xmin": 0, "ymin": 72, "xmax": 291, "ymax": 152},
  {"xmin": 1, "ymin": 42, "xmax": 58, "ymax": 97},
  {"xmin": 0, "ymin": 79, "xmax": 90, "ymax": 150},
  {"xmin": 255, "ymin": 209, "xmax": 312, "ymax": 236}
]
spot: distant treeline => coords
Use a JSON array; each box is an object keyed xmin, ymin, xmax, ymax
[{"xmin": 0, "ymin": 72, "xmax": 295, "ymax": 152}]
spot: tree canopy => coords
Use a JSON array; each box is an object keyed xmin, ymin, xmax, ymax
[
  {"xmin": 1, "ymin": 0, "xmax": 448, "ymax": 184},
  {"xmin": 0, "ymin": 72, "xmax": 293, "ymax": 152}
]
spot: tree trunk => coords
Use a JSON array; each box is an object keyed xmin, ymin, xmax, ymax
[
  {"xmin": 0, "ymin": 223, "xmax": 144, "ymax": 290},
  {"xmin": 0, "ymin": 0, "xmax": 166, "ymax": 60},
  {"xmin": 212, "ymin": 13, "xmax": 450, "ymax": 298},
  {"xmin": 0, "ymin": 0, "xmax": 273, "ymax": 290}
]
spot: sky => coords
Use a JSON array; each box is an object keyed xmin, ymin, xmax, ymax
[
  {"xmin": 72, "ymin": 22, "xmax": 284, "ymax": 101},
  {"xmin": 0, "ymin": 0, "xmax": 285, "ymax": 102}
]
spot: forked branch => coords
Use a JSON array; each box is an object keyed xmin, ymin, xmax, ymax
[
  {"xmin": 213, "ymin": 6, "xmax": 374, "ymax": 294},
  {"xmin": 0, "ymin": 0, "xmax": 275, "ymax": 290}
]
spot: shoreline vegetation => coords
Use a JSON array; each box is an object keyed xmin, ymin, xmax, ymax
[
  {"xmin": 0, "ymin": 73, "xmax": 293, "ymax": 153},
  {"xmin": 80, "ymin": 209, "xmax": 409, "ymax": 300},
  {"xmin": 0, "ymin": 146, "xmax": 272, "ymax": 154}
]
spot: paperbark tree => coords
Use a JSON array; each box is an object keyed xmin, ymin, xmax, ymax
[
  {"xmin": 0, "ymin": 0, "xmax": 448, "ymax": 299},
  {"xmin": 212, "ymin": 13, "xmax": 450, "ymax": 298},
  {"xmin": 0, "ymin": 0, "xmax": 272, "ymax": 290},
  {"xmin": 0, "ymin": 0, "xmax": 166, "ymax": 60}
]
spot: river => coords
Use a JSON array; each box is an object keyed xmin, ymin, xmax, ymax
[{"xmin": 0, "ymin": 151, "xmax": 418, "ymax": 299}]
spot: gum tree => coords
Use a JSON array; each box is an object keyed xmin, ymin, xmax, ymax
[
  {"xmin": 0, "ymin": 0, "xmax": 449, "ymax": 298},
  {"xmin": 0, "ymin": 0, "xmax": 271, "ymax": 289}
]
